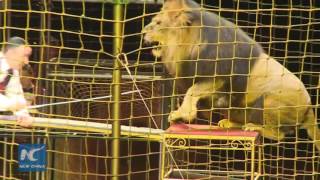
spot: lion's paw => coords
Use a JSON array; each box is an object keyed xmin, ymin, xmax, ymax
[
  {"xmin": 218, "ymin": 119, "xmax": 236, "ymax": 128},
  {"xmin": 168, "ymin": 109, "xmax": 196, "ymax": 123},
  {"xmin": 243, "ymin": 123, "xmax": 263, "ymax": 131},
  {"xmin": 218, "ymin": 119, "xmax": 243, "ymax": 129}
]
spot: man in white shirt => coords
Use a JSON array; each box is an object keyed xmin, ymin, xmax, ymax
[{"xmin": 0, "ymin": 37, "xmax": 33, "ymax": 127}]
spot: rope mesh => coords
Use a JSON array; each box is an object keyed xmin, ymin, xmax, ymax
[{"xmin": 0, "ymin": 0, "xmax": 319, "ymax": 179}]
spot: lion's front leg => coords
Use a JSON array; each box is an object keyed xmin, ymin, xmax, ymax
[
  {"xmin": 168, "ymin": 94, "xmax": 199, "ymax": 123},
  {"xmin": 168, "ymin": 81, "xmax": 224, "ymax": 123},
  {"xmin": 218, "ymin": 119, "xmax": 243, "ymax": 128}
]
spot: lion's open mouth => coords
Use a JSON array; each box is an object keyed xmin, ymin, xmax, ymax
[
  {"xmin": 152, "ymin": 47, "xmax": 162, "ymax": 58},
  {"xmin": 149, "ymin": 41, "xmax": 162, "ymax": 57}
]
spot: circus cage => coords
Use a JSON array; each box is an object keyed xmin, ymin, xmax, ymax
[{"xmin": 0, "ymin": 0, "xmax": 319, "ymax": 180}]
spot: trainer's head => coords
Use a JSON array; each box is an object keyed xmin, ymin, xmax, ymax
[{"xmin": 2, "ymin": 36, "xmax": 32, "ymax": 70}]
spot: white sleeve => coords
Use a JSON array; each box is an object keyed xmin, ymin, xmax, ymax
[
  {"xmin": 0, "ymin": 93, "xmax": 16, "ymax": 111},
  {"xmin": 2, "ymin": 70, "xmax": 29, "ymax": 113},
  {"xmin": 0, "ymin": 69, "xmax": 16, "ymax": 111}
]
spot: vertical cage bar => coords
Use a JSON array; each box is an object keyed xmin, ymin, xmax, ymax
[
  {"xmin": 0, "ymin": 0, "xmax": 3, "ymax": 43},
  {"xmin": 112, "ymin": 0, "xmax": 124, "ymax": 180},
  {"xmin": 2, "ymin": 137, "xmax": 7, "ymax": 179},
  {"xmin": 4, "ymin": 0, "xmax": 11, "ymax": 39}
]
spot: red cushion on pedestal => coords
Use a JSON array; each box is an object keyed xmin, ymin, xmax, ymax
[{"xmin": 166, "ymin": 123, "xmax": 259, "ymax": 138}]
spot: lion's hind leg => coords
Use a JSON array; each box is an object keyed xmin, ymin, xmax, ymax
[
  {"xmin": 301, "ymin": 108, "xmax": 320, "ymax": 153},
  {"xmin": 243, "ymin": 123, "xmax": 285, "ymax": 141},
  {"xmin": 218, "ymin": 119, "xmax": 286, "ymax": 140}
]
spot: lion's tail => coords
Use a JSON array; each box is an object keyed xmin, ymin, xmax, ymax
[{"xmin": 301, "ymin": 107, "xmax": 320, "ymax": 153}]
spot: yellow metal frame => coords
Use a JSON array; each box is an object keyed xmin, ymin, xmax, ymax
[
  {"xmin": 0, "ymin": 116, "xmax": 261, "ymax": 179},
  {"xmin": 161, "ymin": 128, "xmax": 261, "ymax": 180}
]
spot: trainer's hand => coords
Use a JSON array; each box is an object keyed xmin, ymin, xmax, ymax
[{"xmin": 16, "ymin": 113, "xmax": 33, "ymax": 127}]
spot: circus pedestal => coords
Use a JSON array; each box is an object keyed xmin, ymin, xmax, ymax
[{"xmin": 161, "ymin": 123, "xmax": 261, "ymax": 180}]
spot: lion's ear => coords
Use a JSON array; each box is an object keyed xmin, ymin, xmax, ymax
[{"xmin": 176, "ymin": 10, "xmax": 194, "ymax": 26}]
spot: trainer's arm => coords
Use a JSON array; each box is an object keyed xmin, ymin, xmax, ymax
[
  {"xmin": 4, "ymin": 72, "xmax": 32, "ymax": 127},
  {"xmin": 0, "ymin": 73, "xmax": 29, "ymax": 112},
  {"xmin": 0, "ymin": 93, "xmax": 26, "ymax": 111}
]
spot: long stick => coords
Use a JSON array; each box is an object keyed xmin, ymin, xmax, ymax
[
  {"xmin": 0, "ymin": 115, "xmax": 164, "ymax": 140},
  {"xmin": 28, "ymin": 90, "xmax": 140, "ymax": 109}
]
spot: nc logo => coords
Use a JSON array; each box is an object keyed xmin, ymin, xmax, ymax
[
  {"xmin": 20, "ymin": 145, "xmax": 45, "ymax": 161},
  {"xmin": 18, "ymin": 144, "xmax": 46, "ymax": 172}
]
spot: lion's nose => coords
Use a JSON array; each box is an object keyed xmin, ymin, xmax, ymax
[
  {"xmin": 141, "ymin": 27, "xmax": 148, "ymax": 34},
  {"xmin": 142, "ymin": 23, "xmax": 153, "ymax": 34}
]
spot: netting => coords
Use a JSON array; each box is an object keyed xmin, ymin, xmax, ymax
[{"xmin": 0, "ymin": 0, "xmax": 319, "ymax": 179}]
